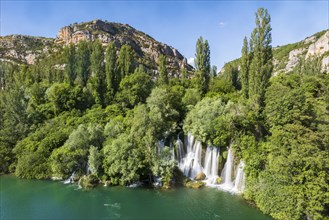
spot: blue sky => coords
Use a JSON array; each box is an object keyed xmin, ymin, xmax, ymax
[{"xmin": 1, "ymin": 1, "xmax": 328, "ymax": 69}]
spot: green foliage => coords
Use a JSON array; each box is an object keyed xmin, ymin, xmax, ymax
[
  {"xmin": 151, "ymin": 146, "xmax": 176, "ymax": 188},
  {"xmin": 182, "ymin": 88, "xmax": 201, "ymax": 110},
  {"xmin": 184, "ymin": 97, "xmax": 235, "ymax": 145},
  {"xmin": 90, "ymin": 41, "xmax": 105, "ymax": 105},
  {"xmin": 64, "ymin": 45, "xmax": 76, "ymax": 85},
  {"xmin": 194, "ymin": 37, "xmax": 211, "ymax": 94},
  {"xmin": 240, "ymin": 37, "xmax": 250, "ymax": 98},
  {"xmin": 46, "ymin": 83, "xmax": 91, "ymax": 115},
  {"xmin": 75, "ymin": 41, "xmax": 91, "ymax": 86},
  {"xmin": 88, "ymin": 146, "xmax": 102, "ymax": 176},
  {"xmin": 105, "ymin": 42, "xmax": 117, "ymax": 100},
  {"xmin": 117, "ymin": 45, "xmax": 135, "ymax": 78},
  {"xmin": 147, "ymin": 86, "xmax": 180, "ymax": 139},
  {"xmin": 248, "ymin": 8, "xmax": 273, "ymax": 109},
  {"xmin": 116, "ymin": 67, "xmax": 152, "ymax": 108},
  {"xmin": 158, "ymin": 55, "xmax": 168, "ymax": 85},
  {"xmin": 50, "ymin": 124, "xmax": 104, "ymax": 178},
  {"xmin": 265, "ymin": 74, "xmax": 315, "ymax": 128},
  {"xmin": 222, "ymin": 63, "xmax": 240, "ymax": 90},
  {"xmin": 103, "ymin": 134, "xmax": 145, "ymax": 185}
]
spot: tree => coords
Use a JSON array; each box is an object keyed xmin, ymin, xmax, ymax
[
  {"xmin": 64, "ymin": 45, "xmax": 76, "ymax": 85},
  {"xmin": 117, "ymin": 45, "xmax": 134, "ymax": 80},
  {"xmin": 240, "ymin": 37, "xmax": 250, "ymax": 99},
  {"xmin": 158, "ymin": 55, "xmax": 168, "ymax": 85},
  {"xmin": 105, "ymin": 42, "xmax": 117, "ymax": 100},
  {"xmin": 194, "ymin": 37, "xmax": 211, "ymax": 95},
  {"xmin": 88, "ymin": 146, "xmax": 101, "ymax": 176},
  {"xmin": 210, "ymin": 65, "xmax": 217, "ymax": 77},
  {"xmin": 223, "ymin": 63, "xmax": 240, "ymax": 90},
  {"xmin": 76, "ymin": 41, "xmax": 91, "ymax": 87},
  {"xmin": 90, "ymin": 41, "xmax": 105, "ymax": 105},
  {"xmin": 103, "ymin": 134, "xmax": 145, "ymax": 185},
  {"xmin": 116, "ymin": 66, "xmax": 152, "ymax": 108},
  {"xmin": 248, "ymin": 8, "xmax": 273, "ymax": 109},
  {"xmin": 146, "ymin": 86, "xmax": 180, "ymax": 140}
]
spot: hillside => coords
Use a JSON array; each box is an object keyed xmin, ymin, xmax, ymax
[
  {"xmin": 0, "ymin": 19, "xmax": 193, "ymax": 75},
  {"xmin": 221, "ymin": 30, "xmax": 329, "ymax": 75}
]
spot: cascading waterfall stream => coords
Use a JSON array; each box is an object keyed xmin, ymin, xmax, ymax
[
  {"xmin": 220, "ymin": 148, "xmax": 234, "ymax": 190},
  {"xmin": 232, "ymin": 161, "xmax": 245, "ymax": 193},
  {"xmin": 63, "ymin": 172, "xmax": 75, "ymax": 184},
  {"xmin": 179, "ymin": 136, "xmax": 203, "ymax": 179},
  {"xmin": 177, "ymin": 134, "xmax": 245, "ymax": 193},
  {"xmin": 219, "ymin": 148, "xmax": 245, "ymax": 193},
  {"xmin": 175, "ymin": 137, "xmax": 185, "ymax": 163},
  {"xmin": 203, "ymin": 146, "xmax": 220, "ymax": 185}
]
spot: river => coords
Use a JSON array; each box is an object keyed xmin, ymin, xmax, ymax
[{"xmin": 0, "ymin": 175, "xmax": 272, "ymax": 219}]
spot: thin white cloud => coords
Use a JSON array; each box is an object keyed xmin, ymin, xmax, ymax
[
  {"xmin": 219, "ymin": 21, "xmax": 227, "ymax": 28},
  {"xmin": 187, "ymin": 57, "xmax": 195, "ymax": 66}
]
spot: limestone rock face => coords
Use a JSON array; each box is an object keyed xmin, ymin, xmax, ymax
[
  {"xmin": 0, "ymin": 35, "xmax": 54, "ymax": 64},
  {"xmin": 285, "ymin": 48, "xmax": 305, "ymax": 72},
  {"xmin": 322, "ymin": 56, "xmax": 329, "ymax": 73},
  {"xmin": 306, "ymin": 31, "xmax": 329, "ymax": 59},
  {"xmin": 55, "ymin": 19, "xmax": 193, "ymax": 74},
  {"xmin": 223, "ymin": 29, "xmax": 329, "ymax": 76}
]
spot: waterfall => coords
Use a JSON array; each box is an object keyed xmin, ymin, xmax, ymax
[
  {"xmin": 203, "ymin": 146, "xmax": 220, "ymax": 185},
  {"xmin": 179, "ymin": 134, "xmax": 203, "ymax": 179},
  {"xmin": 219, "ymin": 148, "xmax": 234, "ymax": 190},
  {"xmin": 219, "ymin": 148, "xmax": 245, "ymax": 193},
  {"xmin": 179, "ymin": 133, "xmax": 219, "ymax": 182},
  {"xmin": 190, "ymin": 141, "xmax": 202, "ymax": 178},
  {"xmin": 170, "ymin": 142, "xmax": 175, "ymax": 160},
  {"xmin": 232, "ymin": 161, "xmax": 245, "ymax": 193},
  {"xmin": 177, "ymin": 133, "xmax": 245, "ymax": 192},
  {"xmin": 175, "ymin": 137, "xmax": 185, "ymax": 163},
  {"xmin": 204, "ymin": 146, "xmax": 212, "ymax": 177},
  {"xmin": 157, "ymin": 140, "xmax": 165, "ymax": 155},
  {"xmin": 63, "ymin": 172, "xmax": 75, "ymax": 184}
]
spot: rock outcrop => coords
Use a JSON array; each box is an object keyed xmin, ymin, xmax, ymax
[
  {"xmin": 0, "ymin": 35, "xmax": 54, "ymax": 64},
  {"xmin": 0, "ymin": 19, "xmax": 192, "ymax": 76},
  {"xmin": 221, "ymin": 29, "xmax": 329, "ymax": 76},
  {"xmin": 54, "ymin": 19, "xmax": 193, "ymax": 74}
]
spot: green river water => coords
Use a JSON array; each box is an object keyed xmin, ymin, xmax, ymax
[{"xmin": 0, "ymin": 175, "xmax": 272, "ymax": 219}]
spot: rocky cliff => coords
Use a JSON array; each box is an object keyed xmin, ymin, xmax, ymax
[
  {"xmin": 221, "ymin": 30, "xmax": 329, "ymax": 75},
  {"xmin": 54, "ymin": 19, "xmax": 192, "ymax": 74},
  {"xmin": 0, "ymin": 19, "xmax": 192, "ymax": 75},
  {"xmin": 0, "ymin": 35, "xmax": 54, "ymax": 64},
  {"xmin": 274, "ymin": 30, "xmax": 329, "ymax": 74}
]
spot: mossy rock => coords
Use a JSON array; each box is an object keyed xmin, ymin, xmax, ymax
[
  {"xmin": 194, "ymin": 172, "xmax": 206, "ymax": 181},
  {"xmin": 216, "ymin": 177, "xmax": 222, "ymax": 184},
  {"xmin": 79, "ymin": 174, "xmax": 99, "ymax": 189},
  {"xmin": 185, "ymin": 181, "xmax": 205, "ymax": 189}
]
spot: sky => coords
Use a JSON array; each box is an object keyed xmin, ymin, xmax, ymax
[{"xmin": 1, "ymin": 1, "xmax": 328, "ymax": 69}]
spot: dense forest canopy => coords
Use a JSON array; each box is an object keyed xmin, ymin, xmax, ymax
[{"xmin": 0, "ymin": 8, "xmax": 328, "ymax": 220}]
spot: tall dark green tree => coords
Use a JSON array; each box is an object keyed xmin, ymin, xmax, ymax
[
  {"xmin": 194, "ymin": 37, "xmax": 211, "ymax": 95},
  {"xmin": 223, "ymin": 63, "xmax": 240, "ymax": 90},
  {"xmin": 248, "ymin": 8, "xmax": 273, "ymax": 109},
  {"xmin": 240, "ymin": 37, "xmax": 250, "ymax": 99},
  {"xmin": 90, "ymin": 41, "xmax": 105, "ymax": 105},
  {"xmin": 105, "ymin": 42, "xmax": 117, "ymax": 101},
  {"xmin": 76, "ymin": 41, "xmax": 91, "ymax": 87},
  {"xmin": 117, "ymin": 45, "xmax": 134, "ymax": 80},
  {"xmin": 64, "ymin": 45, "xmax": 76, "ymax": 85},
  {"xmin": 158, "ymin": 55, "xmax": 168, "ymax": 85},
  {"xmin": 210, "ymin": 65, "xmax": 217, "ymax": 77}
]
